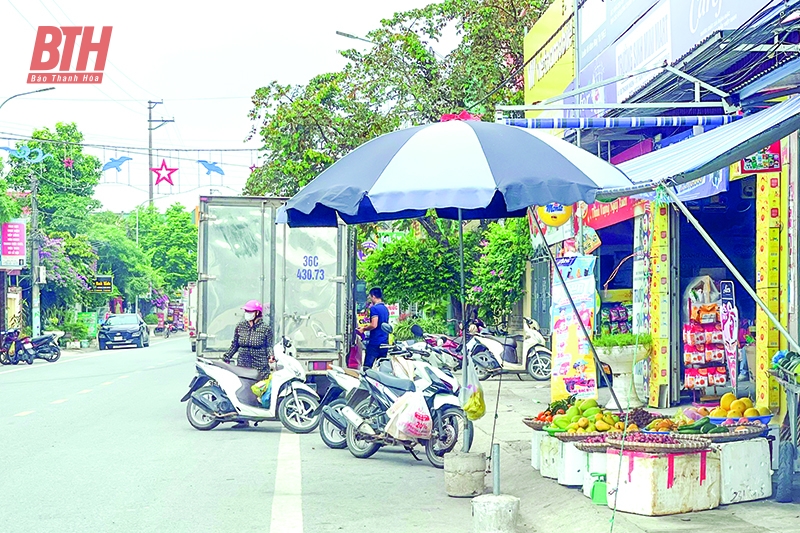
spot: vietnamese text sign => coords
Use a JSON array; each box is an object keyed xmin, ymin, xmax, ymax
[
  {"xmin": 93, "ymin": 275, "xmax": 113, "ymax": 293},
  {"xmin": 551, "ymin": 256, "xmax": 598, "ymax": 401},
  {"xmin": 1, "ymin": 220, "xmax": 27, "ymax": 268},
  {"xmin": 720, "ymin": 281, "xmax": 738, "ymax": 392}
]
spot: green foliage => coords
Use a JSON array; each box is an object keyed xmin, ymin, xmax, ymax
[
  {"xmin": 358, "ymin": 235, "xmax": 459, "ymax": 307},
  {"xmin": 149, "ymin": 204, "xmax": 197, "ymax": 291},
  {"xmin": 467, "ymin": 218, "xmax": 531, "ymax": 322},
  {"xmin": 593, "ymin": 333, "xmax": 652, "ymax": 348},
  {"xmin": 392, "ymin": 315, "xmax": 448, "ymax": 341},
  {"xmin": 143, "ymin": 314, "xmax": 159, "ymax": 325},
  {"xmin": 5, "ymin": 122, "xmax": 101, "ymax": 233},
  {"xmin": 62, "ymin": 320, "xmax": 89, "ymax": 340}
]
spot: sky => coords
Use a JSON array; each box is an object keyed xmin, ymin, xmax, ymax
[{"xmin": 0, "ymin": 0, "xmax": 457, "ymax": 213}]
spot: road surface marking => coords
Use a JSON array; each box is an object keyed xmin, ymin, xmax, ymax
[
  {"xmin": 270, "ymin": 431, "xmax": 303, "ymax": 533},
  {"xmin": 50, "ymin": 399, "xmax": 68, "ymax": 404},
  {"xmin": 14, "ymin": 411, "xmax": 33, "ymax": 417},
  {"xmin": 78, "ymin": 389, "xmax": 92, "ymax": 394},
  {"xmin": 0, "ymin": 351, "xmax": 110, "ymax": 375},
  {"xmin": 118, "ymin": 375, "xmax": 129, "ymax": 379},
  {"xmin": 147, "ymin": 366, "xmax": 156, "ymax": 370},
  {"xmin": 101, "ymin": 381, "xmax": 113, "ymax": 386}
]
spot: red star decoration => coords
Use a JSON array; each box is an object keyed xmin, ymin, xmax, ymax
[
  {"xmin": 151, "ymin": 159, "xmax": 178, "ymax": 186},
  {"xmin": 63, "ymin": 157, "xmax": 74, "ymax": 168},
  {"xmin": 249, "ymin": 164, "xmax": 257, "ymax": 173}
]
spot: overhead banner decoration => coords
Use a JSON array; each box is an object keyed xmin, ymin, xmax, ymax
[
  {"xmin": 720, "ymin": 281, "xmax": 739, "ymax": 392},
  {"xmin": 93, "ymin": 275, "xmax": 113, "ymax": 293},
  {"xmin": 551, "ymin": 255, "xmax": 598, "ymax": 401},
  {"xmin": 102, "ymin": 156, "xmax": 132, "ymax": 172}
]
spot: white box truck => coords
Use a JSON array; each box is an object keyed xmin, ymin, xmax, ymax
[{"xmin": 195, "ymin": 196, "xmax": 355, "ymax": 373}]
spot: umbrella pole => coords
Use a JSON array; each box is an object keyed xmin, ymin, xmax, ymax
[
  {"xmin": 459, "ymin": 208, "xmax": 472, "ymax": 452},
  {"xmin": 532, "ymin": 215, "xmax": 624, "ymax": 413}
]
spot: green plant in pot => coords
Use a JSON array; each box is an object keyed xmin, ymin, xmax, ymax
[{"xmin": 593, "ymin": 333, "xmax": 652, "ymax": 409}]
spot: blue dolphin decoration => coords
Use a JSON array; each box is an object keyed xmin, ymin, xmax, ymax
[
  {"xmin": 198, "ymin": 160, "xmax": 224, "ymax": 176},
  {"xmin": 0, "ymin": 146, "xmax": 52, "ymax": 163},
  {"xmin": 102, "ymin": 156, "xmax": 133, "ymax": 172}
]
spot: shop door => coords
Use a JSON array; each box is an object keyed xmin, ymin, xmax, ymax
[{"xmin": 530, "ymin": 253, "xmax": 551, "ymax": 336}]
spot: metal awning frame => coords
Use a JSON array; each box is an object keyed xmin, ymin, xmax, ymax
[{"xmin": 496, "ymin": 62, "xmax": 738, "ymax": 115}]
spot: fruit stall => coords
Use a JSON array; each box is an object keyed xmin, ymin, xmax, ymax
[{"xmin": 525, "ymin": 395, "xmax": 774, "ymax": 515}]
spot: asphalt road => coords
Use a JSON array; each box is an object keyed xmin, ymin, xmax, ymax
[{"xmin": 0, "ymin": 336, "xmax": 473, "ymax": 533}]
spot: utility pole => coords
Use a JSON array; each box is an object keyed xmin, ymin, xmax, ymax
[
  {"xmin": 31, "ymin": 172, "xmax": 41, "ymax": 336},
  {"xmin": 147, "ymin": 100, "xmax": 174, "ymax": 206},
  {"xmin": 573, "ymin": 0, "xmax": 584, "ymax": 255}
]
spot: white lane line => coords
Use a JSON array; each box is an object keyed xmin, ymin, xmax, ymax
[
  {"xmin": 146, "ymin": 366, "xmax": 156, "ymax": 370},
  {"xmin": 101, "ymin": 381, "xmax": 113, "ymax": 386},
  {"xmin": 14, "ymin": 411, "xmax": 34, "ymax": 417},
  {"xmin": 118, "ymin": 375, "xmax": 129, "ymax": 379},
  {"xmin": 50, "ymin": 399, "xmax": 68, "ymax": 404},
  {"xmin": 0, "ymin": 351, "xmax": 109, "ymax": 376},
  {"xmin": 78, "ymin": 389, "xmax": 92, "ymax": 394},
  {"xmin": 270, "ymin": 431, "xmax": 303, "ymax": 533}
]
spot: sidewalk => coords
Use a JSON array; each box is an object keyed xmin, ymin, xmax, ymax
[{"xmin": 469, "ymin": 378, "xmax": 800, "ymax": 533}]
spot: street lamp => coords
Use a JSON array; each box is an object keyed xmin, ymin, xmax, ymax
[{"xmin": 0, "ymin": 87, "xmax": 55, "ymax": 112}]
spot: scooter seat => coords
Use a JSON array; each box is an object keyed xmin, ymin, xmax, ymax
[
  {"xmin": 365, "ymin": 368, "xmax": 415, "ymax": 392},
  {"xmin": 31, "ymin": 335, "xmax": 54, "ymax": 344},
  {"xmin": 213, "ymin": 360, "xmax": 260, "ymax": 380}
]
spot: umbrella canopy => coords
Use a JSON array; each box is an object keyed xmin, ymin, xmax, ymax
[{"xmin": 278, "ymin": 120, "xmax": 634, "ymax": 226}]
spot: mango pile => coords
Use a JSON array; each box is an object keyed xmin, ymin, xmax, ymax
[
  {"xmin": 547, "ymin": 399, "xmax": 638, "ymax": 434},
  {"xmin": 709, "ymin": 393, "xmax": 770, "ymax": 420}
]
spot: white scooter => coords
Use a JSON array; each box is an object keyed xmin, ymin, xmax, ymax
[
  {"xmin": 316, "ymin": 365, "xmax": 361, "ymax": 449},
  {"xmin": 181, "ymin": 337, "xmax": 321, "ymax": 433},
  {"xmin": 467, "ymin": 317, "xmax": 552, "ymax": 381}
]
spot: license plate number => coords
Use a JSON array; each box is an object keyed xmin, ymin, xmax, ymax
[
  {"xmin": 24, "ymin": 343, "xmax": 32, "ymax": 349},
  {"xmin": 115, "ymin": 335, "xmax": 123, "ymax": 340}
]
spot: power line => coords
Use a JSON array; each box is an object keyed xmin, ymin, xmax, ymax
[{"xmin": 0, "ymin": 132, "xmax": 260, "ymax": 153}]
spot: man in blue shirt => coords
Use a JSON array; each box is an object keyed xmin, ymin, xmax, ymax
[{"xmin": 358, "ymin": 287, "xmax": 390, "ymax": 368}]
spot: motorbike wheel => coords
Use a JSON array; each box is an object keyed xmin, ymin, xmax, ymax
[
  {"xmin": 346, "ymin": 398, "xmax": 381, "ymax": 459},
  {"xmin": 776, "ymin": 440, "xmax": 796, "ymax": 503},
  {"xmin": 526, "ymin": 349, "xmax": 551, "ymax": 381},
  {"xmin": 471, "ymin": 352, "xmax": 493, "ymax": 381},
  {"xmin": 186, "ymin": 388, "xmax": 221, "ymax": 431},
  {"xmin": 42, "ymin": 344, "xmax": 61, "ymax": 362},
  {"xmin": 0, "ymin": 351, "xmax": 10, "ymax": 365},
  {"xmin": 425, "ymin": 407, "xmax": 473, "ymax": 469},
  {"xmin": 319, "ymin": 398, "xmax": 347, "ymax": 449},
  {"xmin": 278, "ymin": 390, "xmax": 321, "ymax": 434}
]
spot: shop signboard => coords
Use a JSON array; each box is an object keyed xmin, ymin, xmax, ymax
[
  {"xmin": 740, "ymin": 141, "xmax": 782, "ymax": 174},
  {"xmin": 93, "ymin": 275, "xmax": 113, "ymax": 293},
  {"xmin": 0, "ymin": 219, "xmax": 27, "ymax": 268},
  {"xmin": 574, "ymin": 0, "xmax": 766, "ymax": 117},
  {"xmin": 77, "ymin": 311, "xmax": 98, "ymax": 338},
  {"xmin": 583, "ymin": 196, "xmax": 648, "ymax": 230},
  {"xmin": 523, "ymin": 0, "xmax": 575, "ymax": 116},
  {"xmin": 550, "ymin": 256, "xmax": 598, "ymax": 401},
  {"xmin": 527, "ymin": 206, "xmax": 575, "ymax": 250},
  {"xmin": 720, "ymin": 281, "xmax": 738, "ymax": 392},
  {"xmin": 578, "ymin": 0, "xmax": 660, "ymax": 70}
]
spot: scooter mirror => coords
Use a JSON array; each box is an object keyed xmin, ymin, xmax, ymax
[
  {"xmin": 381, "ymin": 323, "xmax": 393, "ymax": 334},
  {"xmin": 410, "ymin": 324, "xmax": 424, "ymax": 337}
]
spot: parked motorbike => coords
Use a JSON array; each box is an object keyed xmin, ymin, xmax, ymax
[
  {"xmin": 340, "ymin": 324, "xmax": 472, "ymax": 468},
  {"xmin": 315, "ymin": 365, "xmax": 361, "ymax": 449},
  {"xmin": 466, "ymin": 317, "xmax": 553, "ymax": 381},
  {"xmin": 180, "ymin": 337, "xmax": 321, "ymax": 433},
  {"xmin": 0, "ymin": 329, "xmax": 61, "ymax": 365}
]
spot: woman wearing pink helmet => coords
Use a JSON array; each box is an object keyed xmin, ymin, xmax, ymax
[{"xmin": 223, "ymin": 299, "xmax": 273, "ymax": 428}]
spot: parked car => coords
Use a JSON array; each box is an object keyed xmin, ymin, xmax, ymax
[{"xmin": 98, "ymin": 314, "xmax": 150, "ymax": 350}]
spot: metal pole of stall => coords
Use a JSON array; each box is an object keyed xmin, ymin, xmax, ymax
[
  {"xmin": 663, "ymin": 185, "xmax": 800, "ymax": 353},
  {"xmin": 492, "ymin": 443, "xmax": 501, "ymax": 495},
  {"xmin": 459, "ymin": 208, "xmax": 472, "ymax": 452},
  {"xmin": 532, "ymin": 214, "xmax": 623, "ymax": 412}
]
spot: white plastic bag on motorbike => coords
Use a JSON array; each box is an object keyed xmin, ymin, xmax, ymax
[
  {"xmin": 386, "ymin": 390, "xmax": 432, "ymax": 439},
  {"xmin": 459, "ymin": 358, "xmax": 486, "ymax": 421}
]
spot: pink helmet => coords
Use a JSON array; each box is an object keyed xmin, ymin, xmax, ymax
[{"xmin": 242, "ymin": 300, "xmax": 263, "ymax": 312}]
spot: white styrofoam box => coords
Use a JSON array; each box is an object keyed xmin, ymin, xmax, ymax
[
  {"xmin": 582, "ymin": 451, "xmax": 608, "ymax": 498},
  {"xmin": 558, "ymin": 441, "xmax": 588, "ymax": 486},
  {"xmin": 767, "ymin": 425, "xmax": 780, "ymax": 470},
  {"xmin": 540, "ymin": 435, "xmax": 560, "ymax": 479},
  {"xmin": 712, "ymin": 438, "xmax": 772, "ymax": 504},
  {"xmin": 606, "ymin": 448, "xmax": 721, "ymax": 516},
  {"xmin": 531, "ymin": 430, "xmax": 544, "ymax": 470}
]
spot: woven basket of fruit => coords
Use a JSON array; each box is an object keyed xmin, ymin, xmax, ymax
[
  {"xmin": 675, "ymin": 425, "xmax": 767, "ymax": 443},
  {"xmin": 523, "ymin": 418, "xmax": 547, "ymax": 431},
  {"xmin": 573, "ymin": 435, "xmax": 608, "ymax": 452},
  {"xmin": 606, "ymin": 433, "xmax": 709, "ymax": 454}
]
